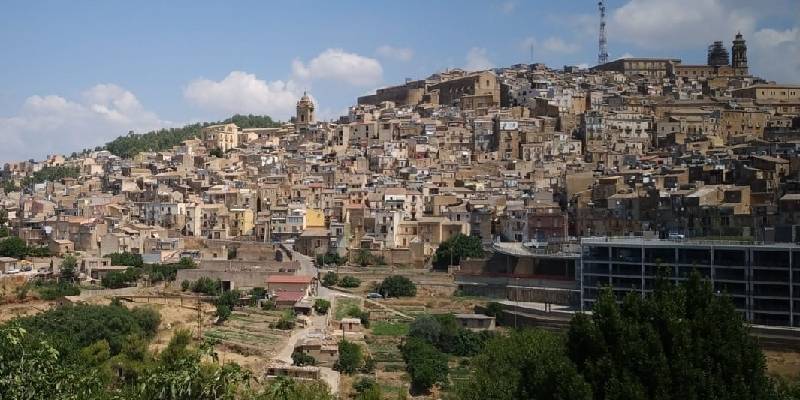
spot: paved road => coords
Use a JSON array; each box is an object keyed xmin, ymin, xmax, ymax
[{"xmin": 278, "ymin": 248, "xmax": 341, "ymax": 395}]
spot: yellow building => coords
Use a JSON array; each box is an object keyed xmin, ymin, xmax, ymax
[
  {"xmin": 202, "ymin": 123, "xmax": 239, "ymax": 152},
  {"xmin": 305, "ymin": 208, "xmax": 325, "ymax": 228},
  {"xmin": 230, "ymin": 208, "xmax": 254, "ymax": 237}
]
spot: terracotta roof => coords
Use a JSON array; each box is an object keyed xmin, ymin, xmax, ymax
[{"xmin": 267, "ymin": 275, "xmax": 313, "ymax": 284}]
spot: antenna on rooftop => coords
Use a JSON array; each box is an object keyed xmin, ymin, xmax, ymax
[{"xmin": 598, "ymin": 0, "xmax": 609, "ymax": 65}]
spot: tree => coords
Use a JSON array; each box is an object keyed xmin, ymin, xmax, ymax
[
  {"xmin": 321, "ymin": 271, "xmax": 338, "ymax": 287},
  {"xmin": 181, "ymin": 280, "xmax": 190, "ymax": 291},
  {"xmin": 432, "ymin": 234, "xmax": 484, "ymax": 270},
  {"xmin": 60, "ymin": 255, "xmax": 78, "ymax": 283},
  {"xmin": 338, "ymin": 275, "xmax": 361, "ymax": 288},
  {"xmin": 335, "ymin": 340, "xmax": 362, "ymax": 374},
  {"xmin": 353, "ymin": 377, "xmax": 382, "ymax": 400},
  {"xmin": 354, "ymin": 249, "xmax": 374, "ymax": 267},
  {"xmin": 401, "ymin": 337, "xmax": 449, "ymax": 394},
  {"xmin": 108, "ymin": 252, "xmax": 143, "ymax": 268},
  {"xmin": 191, "ymin": 277, "xmax": 222, "ymax": 295},
  {"xmin": 252, "ymin": 377, "xmax": 334, "ymax": 400},
  {"xmin": 313, "ymin": 299, "xmax": 331, "ymax": 314},
  {"xmin": 0, "ymin": 236, "xmax": 27, "ymax": 259},
  {"xmin": 377, "ymin": 275, "xmax": 417, "ymax": 297},
  {"xmin": 458, "ymin": 329, "xmax": 592, "ymax": 400},
  {"xmin": 291, "ymin": 350, "xmax": 316, "ymax": 366},
  {"xmin": 209, "ymin": 148, "xmax": 224, "ymax": 158},
  {"xmin": 566, "ymin": 270, "xmax": 775, "ymax": 400}
]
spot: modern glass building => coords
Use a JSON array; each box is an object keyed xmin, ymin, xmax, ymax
[{"xmin": 581, "ymin": 237, "xmax": 800, "ymax": 326}]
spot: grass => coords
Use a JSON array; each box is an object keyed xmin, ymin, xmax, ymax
[
  {"xmin": 371, "ymin": 321, "xmax": 409, "ymax": 336},
  {"xmin": 334, "ymin": 297, "xmax": 361, "ymax": 320}
]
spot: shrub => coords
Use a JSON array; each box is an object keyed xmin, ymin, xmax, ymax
[
  {"xmin": 377, "ymin": 275, "xmax": 416, "ymax": 297},
  {"xmin": 321, "ymin": 271, "xmax": 338, "ymax": 287},
  {"xmin": 191, "ymin": 277, "xmax": 221, "ymax": 295},
  {"xmin": 180, "ymin": 280, "xmax": 190, "ymax": 291},
  {"xmin": 401, "ymin": 337, "xmax": 449, "ymax": 394},
  {"xmin": 313, "ymin": 299, "xmax": 331, "ymax": 314},
  {"xmin": 292, "ymin": 350, "xmax": 317, "ymax": 366},
  {"xmin": 339, "ymin": 275, "xmax": 361, "ymax": 288},
  {"xmin": 335, "ymin": 340, "xmax": 362, "ymax": 374}
]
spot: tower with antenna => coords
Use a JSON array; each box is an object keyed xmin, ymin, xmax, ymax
[{"xmin": 598, "ymin": 0, "xmax": 608, "ymax": 65}]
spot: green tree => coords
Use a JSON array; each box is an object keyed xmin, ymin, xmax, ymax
[
  {"xmin": 353, "ymin": 377, "xmax": 382, "ymax": 400},
  {"xmin": 209, "ymin": 148, "xmax": 224, "ymax": 158},
  {"xmin": 401, "ymin": 337, "xmax": 448, "ymax": 394},
  {"xmin": 251, "ymin": 377, "xmax": 334, "ymax": 400},
  {"xmin": 0, "ymin": 236, "xmax": 27, "ymax": 259},
  {"xmin": 355, "ymin": 249, "xmax": 374, "ymax": 267},
  {"xmin": 377, "ymin": 275, "xmax": 417, "ymax": 297},
  {"xmin": 432, "ymin": 234, "xmax": 484, "ymax": 270},
  {"xmin": 108, "ymin": 252, "xmax": 144, "ymax": 268},
  {"xmin": 566, "ymin": 271, "xmax": 775, "ymax": 400},
  {"xmin": 321, "ymin": 271, "xmax": 338, "ymax": 287},
  {"xmin": 60, "ymin": 255, "xmax": 78, "ymax": 283},
  {"xmin": 191, "ymin": 277, "xmax": 222, "ymax": 295},
  {"xmin": 313, "ymin": 299, "xmax": 331, "ymax": 314},
  {"xmin": 335, "ymin": 340, "xmax": 362, "ymax": 374},
  {"xmin": 338, "ymin": 275, "xmax": 361, "ymax": 288},
  {"xmin": 291, "ymin": 350, "xmax": 317, "ymax": 366},
  {"xmin": 458, "ymin": 329, "xmax": 591, "ymax": 400}
]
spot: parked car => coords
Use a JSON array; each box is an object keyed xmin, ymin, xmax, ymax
[{"xmin": 366, "ymin": 292, "xmax": 383, "ymax": 299}]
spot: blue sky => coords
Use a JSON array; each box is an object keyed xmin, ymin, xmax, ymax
[{"xmin": 0, "ymin": 0, "xmax": 798, "ymax": 162}]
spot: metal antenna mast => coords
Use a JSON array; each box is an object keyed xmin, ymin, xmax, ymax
[{"xmin": 598, "ymin": 1, "xmax": 608, "ymax": 64}]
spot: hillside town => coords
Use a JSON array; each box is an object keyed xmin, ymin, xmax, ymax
[{"xmin": 3, "ymin": 31, "xmax": 800, "ymax": 398}]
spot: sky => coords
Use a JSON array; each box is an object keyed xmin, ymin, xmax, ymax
[{"xmin": 0, "ymin": 0, "xmax": 798, "ymax": 163}]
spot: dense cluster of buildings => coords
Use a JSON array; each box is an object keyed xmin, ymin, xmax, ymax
[{"xmin": 3, "ymin": 33, "xmax": 800, "ymax": 326}]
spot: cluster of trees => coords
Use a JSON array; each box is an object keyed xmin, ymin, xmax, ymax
[
  {"xmin": 0, "ymin": 236, "xmax": 50, "ymax": 259},
  {"xmin": 321, "ymin": 272, "xmax": 361, "ymax": 288},
  {"xmin": 432, "ymin": 234, "xmax": 484, "ymax": 270},
  {"xmin": 22, "ymin": 166, "xmax": 80, "ymax": 186},
  {"xmin": 401, "ymin": 314, "xmax": 493, "ymax": 394},
  {"xmin": 353, "ymin": 249, "xmax": 386, "ymax": 267},
  {"xmin": 188, "ymin": 276, "xmax": 223, "ymax": 295},
  {"xmin": 376, "ymin": 275, "xmax": 417, "ymax": 297},
  {"xmin": 0, "ymin": 302, "xmax": 336, "ymax": 399},
  {"xmin": 315, "ymin": 252, "xmax": 345, "ymax": 266},
  {"xmin": 456, "ymin": 271, "xmax": 790, "ymax": 400},
  {"xmin": 104, "ymin": 114, "xmax": 280, "ymax": 158},
  {"xmin": 100, "ymin": 253, "xmax": 196, "ymax": 288}
]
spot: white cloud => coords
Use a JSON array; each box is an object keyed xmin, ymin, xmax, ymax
[
  {"xmin": 292, "ymin": 48, "xmax": 383, "ymax": 86},
  {"xmin": 610, "ymin": 0, "xmax": 755, "ymax": 49},
  {"xmin": 519, "ymin": 36, "xmax": 580, "ymax": 60},
  {"xmin": 0, "ymin": 84, "xmax": 167, "ymax": 162},
  {"xmin": 606, "ymin": 0, "xmax": 799, "ymax": 81},
  {"xmin": 376, "ymin": 45, "xmax": 414, "ymax": 62},
  {"xmin": 465, "ymin": 47, "xmax": 495, "ymax": 71},
  {"xmin": 751, "ymin": 27, "xmax": 800, "ymax": 83},
  {"xmin": 500, "ymin": 1, "xmax": 517, "ymax": 14},
  {"xmin": 184, "ymin": 71, "xmax": 299, "ymax": 119}
]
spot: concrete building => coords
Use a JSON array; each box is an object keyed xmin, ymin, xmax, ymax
[{"xmin": 581, "ymin": 237, "xmax": 800, "ymax": 327}]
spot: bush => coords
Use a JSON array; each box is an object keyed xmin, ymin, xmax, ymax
[
  {"xmin": 401, "ymin": 337, "xmax": 449, "ymax": 394},
  {"xmin": 335, "ymin": 340, "xmax": 362, "ymax": 374},
  {"xmin": 215, "ymin": 305, "xmax": 231, "ymax": 324},
  {"xmin": 261, "ymin": 299, "xmax": 277, "ymax": 311},
  {"xmin": 191, "ymin": 277, "xmax": 221, "ymax": 295},
  {"xmin": 316, "ymin": 253, "xmax": 345, "ymax": 266},
  {"xmin": 33, "ymin": 281, "xmax": 81, "ymax": 300},
  {"xmin": 322, "ymin": 271, "xmax": 338, "ymax": 287},
  {"xmin": 292, "ymin": 350, "xmax": 317, "ymax": 366},
  {"xmin": 314, "ymin": 299, "xmax": 331, "ymax": 314},
  {"xmin": 377, "ymin": 275, "xmax": 416, "ymax": 297},
  {"xmin": 180, "ymin": 280, "xmax": 190, "ymax": 292},
  {"xmin": 338, "ymin": 275, "xmax": 361, "ymax": 288},
  {"xmin": 271, "ymin": 310, "xmax": 296, "ymax": 330},
  {"xmin": 107, "ymin": 252, "xmax": 143, "ymax": 268},
  {"xmin": 484, "ymin": 302, "xmax": 504, "ymax": 318}
]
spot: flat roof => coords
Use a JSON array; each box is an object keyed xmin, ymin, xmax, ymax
[
  {"xmin": 267, "ymin": 275, "xmax": 313, "ymax": 284},
  {"xmin": 581, "ymin": 236, "xmax": 800, "ymax": 249}
]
